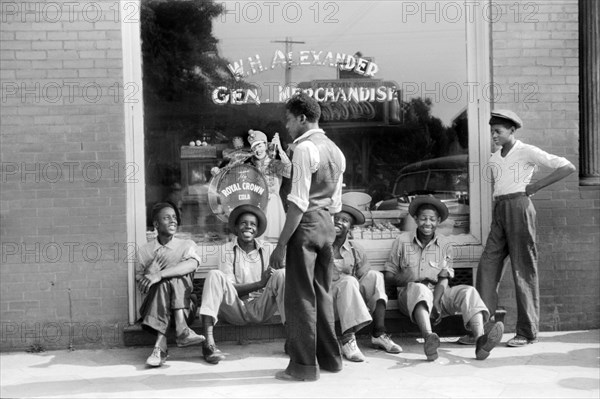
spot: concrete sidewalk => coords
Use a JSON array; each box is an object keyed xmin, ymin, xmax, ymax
[{"xmin": 1, "ymin": 330, "xmax": 598, "ymax": 398}]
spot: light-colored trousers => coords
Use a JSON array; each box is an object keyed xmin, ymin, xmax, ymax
[
  {"xmin": 199, "ymin": 269, "xmax": 286, "ymax": 325},
  {"xmin": 332, "ymin": 270, "xmax": 387, "ymax": 333},
  {"xmin": 397, "ymin": 282, "xmax": 490, "ymax": 330}
]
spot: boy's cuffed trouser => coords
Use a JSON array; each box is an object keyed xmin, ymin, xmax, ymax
[{"xmin": 476, "ymin": 195, "xmax": 539, "ymax": 340}]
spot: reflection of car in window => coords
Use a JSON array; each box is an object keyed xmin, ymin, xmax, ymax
[{"xmin": 374, "ymin": 154, "xmax": 469, "ymax": 212}]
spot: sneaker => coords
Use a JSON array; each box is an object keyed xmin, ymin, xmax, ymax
[
  {"xmin": 176, "ymin": 327, "xmax": 205, "ymax": 348},
  {"xmin": 424, "ymin": 333, "xmax": 440, "ymax": 361},
  {"xmin": 203, "ymin": 343, "xmax": 225, "ymax": 364},
  {"xmin": 146, "ymin": 346, "xmax": 168, "ymax": 367},
  {"xmin": 475, "ymin": 321, "xmax": 504, "ymax": 360},
  {"xmin": 506, "ymin": 334, "xmax": 538, "ymax": 347},
  {"xmin": 371, "ymin": 333, "xmax": 402, "ymax": 354},
  {"xmin": 341, "ymin": 337, "xmax": 365, "ymax": 362}
]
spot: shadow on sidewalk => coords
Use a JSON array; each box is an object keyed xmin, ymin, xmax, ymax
[
  {"xmin": 2, "ymin": 368, "xmax": 283, "ymax": 398},
  {"xmin": 533, "ymin": 330, "xmax": 600, "ymax": 344}
]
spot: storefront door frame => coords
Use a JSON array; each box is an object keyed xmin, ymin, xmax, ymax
[{"xmin": 121, "ymin": 0, "xmax": 146, "ymax": 325}]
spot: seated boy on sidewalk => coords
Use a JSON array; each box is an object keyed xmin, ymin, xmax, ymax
[
  {"xmin": 199, "ymin": 205, "xmax": 285, "ymax": 364},
  {"xmin": 136, "ymin": 202, "xmax": 205, "ymax": 367},
  {"xmin": 331, "ymin": 197, "xmax": 402, "ymax": 362},
  {"xmin": 383, "ymin": 195, "xmax": 504, "ymax": 361}
]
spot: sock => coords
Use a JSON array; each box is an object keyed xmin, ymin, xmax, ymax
[
  {"xmin": 372, "ymin": 328, "xmax": 386, "ymax": 338},
  {"xmin": 371, "ymin": 300, "xmax": 387, "ymax": 338},
  {"xmin": 202, "ymin": 316, "xmax": 215, "ymax": 346},
  {"xmin": 341, "ymin": 332, "xmax": 355, "ymax": 345}
]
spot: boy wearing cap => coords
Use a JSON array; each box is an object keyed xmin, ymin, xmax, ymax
[
  {"xmin": 477, "ymin": 110, "xmax": 575, "ymax": 347},
  {"xmin": 384, "ymin": 196, "xmax": 504, "ymax": 361},
  {"xmin": 136, "ymin": 202, "xmax": 205, "ymax": 367},
  {"xmin": 199, "ymin": 205, "xmax": 285, "ymax": 364},
  {"xmin": 270, "ymin": 92, "xmax": 345, "ymax": 381},
  {"xmin": 332, "ymin": 199, "xmax": 402, "ymax": 362}
]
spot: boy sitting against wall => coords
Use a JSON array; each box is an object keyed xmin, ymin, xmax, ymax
[
  {"xmin": 199, "ymin": 205, "xmax": 286, "ymax": 364},
  {"xmin": 331, "ymin": 196, "xmax": 402, "ymax": 362},
  {"xmin": 136, "ymin": 202, "xmax": 206, "ymax": 367},
  {"xmin": 383, "ymin": 195, "xmax": 504, "ymax": 361}
]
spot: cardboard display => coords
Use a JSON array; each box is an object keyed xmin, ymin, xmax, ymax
[{"xmin": 208, "ymin": 164, "xmax": 269, "ymax": 222}]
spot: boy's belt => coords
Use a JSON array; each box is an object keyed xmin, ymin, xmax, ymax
[{"xmin": 494, "ymin": 192, "xmax": 526, "ymax": 201}]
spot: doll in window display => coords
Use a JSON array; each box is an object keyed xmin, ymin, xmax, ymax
[
  {"xmin": 246, "ymin": 129, "xmax": 291, "ymax": 242},
  {"xmin": 210, "ymin": 130, "xmax": 291, "ymax": 242}
]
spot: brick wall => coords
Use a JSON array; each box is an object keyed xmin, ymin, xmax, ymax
[
  {"xmin": 491, "ymin": 0, "xmax": 600, "ymax": 332},
  {"xmin": 1, "ymin": 0, "xmax": 598, "ymax": 352},
  {"xmin": 1, "ymin": 1, "xmax": 129, "ymax": 351}
]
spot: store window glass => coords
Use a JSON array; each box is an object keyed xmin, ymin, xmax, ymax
[{"xmin": 141, "ymin": 0, "xmax": 472, "ymax": 243}]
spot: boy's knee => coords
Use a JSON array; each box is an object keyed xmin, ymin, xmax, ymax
[
  {"xmin": 411, "ymin": 282, "xmax": 433, "ymax": 297},
  {"xmin": 268, "ymin": 269, "xmax": 286, "ymax": 291},
  {"xmin": 272, "ymin": 269, "xmax": 285, "ymax": 281},
  {"xmin": 462, "ymin": 285, "xmax": 481, "ymax": 299},
  {"xmin": 339, "ymin": 275, "xmax": 360, "ymax": 289},
  {"xmin": 206, "ymin": 269, "xmax": 226, "ymax": 283},
  {"xmin": 361, "ymin": 270, "xmax": 379, "ymax": 283}
]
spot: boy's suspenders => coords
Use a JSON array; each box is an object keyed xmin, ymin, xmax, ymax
[
  {"xmin": 232, "ymin": 245, "xmax": 265, "ymax": 277},
  {"xmin": 349, "ymin": 240, "xmax": 359, "ymax": 277}
]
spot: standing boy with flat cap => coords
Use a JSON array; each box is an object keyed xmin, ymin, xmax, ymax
[
  {"xmin": 199, "ymin": 205, "xmax": 285, "ymax": 364},
  {"xmin": 384, "ymin": 195, "xmax": 504, "ymax": 361},
  {"xmin": 331, "ymin": 197, "xmax": 402, "ymax": 362},
  {"xmin": 477, "ymin": 110, "xmax": 575, "ymax": 347},
  {"xmin": 270, "ymin": 92, "xmax": 345, "ymax": 382}
]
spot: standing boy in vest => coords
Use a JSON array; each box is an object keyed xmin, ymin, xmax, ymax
[
  {"xmin": 476, "ymin": 110, "xmax": 575, "ymax": 347},
  {"xmin": 270, "ymin": 92, "xmax": 346, "ymax": 381}
]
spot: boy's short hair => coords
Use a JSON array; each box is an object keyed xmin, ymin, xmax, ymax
[
  {"xmin": 151, "ymin": 201, "xmax": 180, "ymax": 224},
  {"xmin": 285, "ymin": 92, "xmax": 321, "ymax": 123}
]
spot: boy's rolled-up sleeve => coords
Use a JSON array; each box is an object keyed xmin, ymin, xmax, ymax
[{"xmin": 436, "ymin": 239, "xmax": 454, "ymax": 279}]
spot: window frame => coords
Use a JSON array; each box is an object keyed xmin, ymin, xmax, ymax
[{"xmin": 122, "ymin": 0, "xmax": 493, "ymax": 325}]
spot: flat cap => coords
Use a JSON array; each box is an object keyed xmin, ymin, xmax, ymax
[{"xmin": 489, "ymin": 109, "xmax": 523, "ymax": 129}]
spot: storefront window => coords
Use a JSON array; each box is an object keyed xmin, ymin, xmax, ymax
[{"xmin": 141, "ymin": 0, "xmax": 473, "ymax": 243}]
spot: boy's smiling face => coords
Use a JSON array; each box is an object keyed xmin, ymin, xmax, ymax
[
  {"xmin": 414, "ymin": 207, "xmax": 440, "ymax": 238},
  {"xmin": 154, "ymin": 206, "xmax": 178, "ymax": 236},
  {"xmin": 235, "ymin": 212, "xmax": 258, "ymax": 243},
  {"xmin": 333, "ymin": 211, "xmax": 353, "ymax": 239}
]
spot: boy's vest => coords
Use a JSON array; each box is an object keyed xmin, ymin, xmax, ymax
[{"xmin": 296, "ymin": 132, "xmax": 345, "ymax": 213}]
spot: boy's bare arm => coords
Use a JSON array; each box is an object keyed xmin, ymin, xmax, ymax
[
  {"xmin": 526, "ymin": 163, "xmax": 576, "ymax": 196},
  {"xmin": 233, "ymin": 267, "xmax": 274, "ymax": 298}
]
